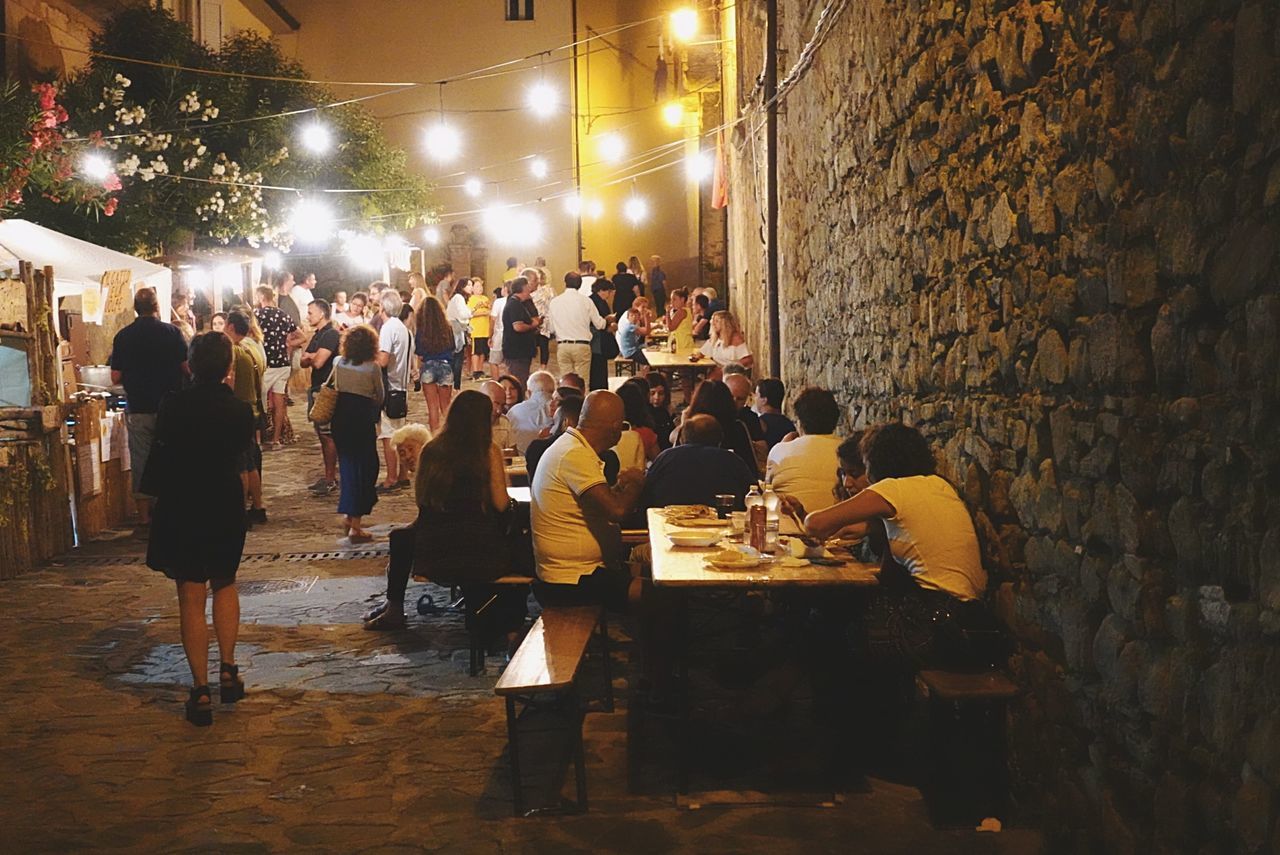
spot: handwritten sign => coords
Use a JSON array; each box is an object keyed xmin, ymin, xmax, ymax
[
  {"xmin": 101, "ymin": 269, "xmax": 133, "ymax": 316},
  {"xmin": 81, "ymin": 284, "xmax": 105, "ymax": 324}
]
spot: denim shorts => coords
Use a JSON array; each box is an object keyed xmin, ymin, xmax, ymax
[{"xmin": 420, "ymin": 359, "xmax": 452, "ymax": 385}]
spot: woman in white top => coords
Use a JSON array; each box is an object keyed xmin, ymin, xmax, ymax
[
  {"xmin": 700, "ymin": 310, "xmax": 753, "ymax": 375},
  {"xmin": 445, "ymin": 279, "xmax": 474, "ymax": 390}
]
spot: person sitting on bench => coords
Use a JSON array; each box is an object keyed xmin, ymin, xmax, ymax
[{"xmin": 363, "ymin": 391, "xmax": 527, "ymax": 636}]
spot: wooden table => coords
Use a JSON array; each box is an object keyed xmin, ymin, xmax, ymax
[
  {"xmin": 649, "ymin": 509, "xmax": 879, "ymax": 589},
  {"xmin": 641, "ymin": 346, "xmax": 715, "ymax": 371},
  {"xmin": 505, "ymin": 457, "xmax": 528, "ymax": 486},
  {"xmin": 644, "ymin": 508, "xmax": 878, "ymax": 799}
]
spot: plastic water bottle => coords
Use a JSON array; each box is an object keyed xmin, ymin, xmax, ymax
[
  {"xmin": 745, "ymin": 484, "xmax": 763, "ymax": 516},
  {"xmin": 761, "ymin": 483, "xmax": 780, "ymax": 525}
]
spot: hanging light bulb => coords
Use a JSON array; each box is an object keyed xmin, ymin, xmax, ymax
[
  {"xmin": 423, "ymin": 122, "xmax": 462, "ymax": 162},
  {"xmin": 530, "ymin": 157, "xmax": 549, "ymax": 179},
  {"xmin": 585, "ymin": 198, "xmax": 605, "ymax": 220},
  {"xmin": 422, "ymin": 226, "xmax": 441, "ymax": 245},
  {"xmin": 344, "ymin": 233, "xmax": 384, "ymax": 270},
  {"xmin": 624, "ymin": 196, "xmax": 649, "ymax": 224},
  {"xmin": 686, "ymin": 151, "xmax": 713, "ymax": 182},
  {"xmin": 662, "ymin": 101, "xmax": 685, "ymax": 127},
  {"xmin": 289, "ymin": 200, "xmax": 336, "ymax": 244},
  {"xmin": 597, "ymin": 132, "xmax": 625, "ymax": 163},
  {"xmin": 525, "ymin": 82, "xmax": 557, "ymax": 118},
  {"xmin": 300, "ymin": 123, "xmax": 333, "ymax": 154},
  {"xmin": 80, "ymin": 153, "xmax": 112, "ymax": 180},
  {"xmin": 671, "ymin": 8, "xmax": 698, "ymax": 42},
  {"xmin": 563, "ymin": 192, "xmax": 582, "ymax": 216},
  {"xmin": 463, "ymin": 176, "xmax": 483, "ymax": 197},
  {"xmin": 262, "ymin": 250, "xmax": 283, "ymax": 270},
  {"xmin": 513, "ymin": 211, "xmax": 544, "ymax": 247}
]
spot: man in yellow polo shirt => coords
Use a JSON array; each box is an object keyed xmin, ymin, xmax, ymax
[{"xmin": 467, "ymin": 283, "xmax": 492, "ymax": 380}]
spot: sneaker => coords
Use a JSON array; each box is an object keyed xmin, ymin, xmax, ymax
[
  {"xmin": 311, "ymin": 480, "xmax": 337, "ymax": 496},
  {"xmin": 248, "ymin": 507, "xmax": 268, "ymax": 524},
  {"xmin": 375, "ymin": 482, "xmax": 400, "ymax": 495},
  {"xmin": 307, "ymin": 477, "xmax": 329, "ymax": 493}
]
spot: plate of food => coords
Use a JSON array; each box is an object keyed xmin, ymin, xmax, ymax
[
  {"xmin": 667, "ymin": 530, "xmax": 725, "ymax": 548},
  {"xmin": 704, "ymin": 547, "xmax": 762, "ymax": 570}
]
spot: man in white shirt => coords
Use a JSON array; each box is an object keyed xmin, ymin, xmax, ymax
[
  {"xmin": 531, "ymin": 390, "xmax": 644, "ymax": 610},
  {"xmin": 507, "ymin": 371, "xmax": 556, "ymax": 453},
  {"xmin": 576, "ymin": 259, "xmax": 597, "ymax": 294},
  {"xmin": 488, "ymin": 286, "xmax": 507, "ymax": 377},
  {"xmin": 375, "ymin": 290, "xmax": 412, "ymax": 491},
  {"xmin": 291, "ymin": 271, "xmax": 316, "ymax": 310},
  {"xmin": 549, "ymin": 271, "xmax": 608, "ymax": 380},
  {"xmin": 766, "ymin": 386, "xmax": 844, "ymax": 515}
]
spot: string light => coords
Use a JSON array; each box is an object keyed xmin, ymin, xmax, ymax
[
  {"xmin": 422, "ymin": 226, "xmax": 441, "ymax": 244},
  {"xmin": 624, "ymin": 195, "xmax": 649, "ymax": 224},
  {"xmin": 686, "ymin": 151, "xmax": 713, "ymax": 182},
  {"xmin": 597, "ymin": 132, "xmax": 625, "ymax": 162},
  {"xmin": 262, "ymin": 250, "xmax": 283, "ymax": 269},
  {"xmin": 344, "ymin": 233, "xmax": 384, "ymax": 269},
  {"xmin": 530, "ymin": 157, "xmax": 549, "ymax": 179},
  {"xmin": 300, "ymin": 123, "xmax": 333, "ymax": 154},
  {"xmin": 525, "ymin": 81, "xmax": 558, "ymax": 118},
  {"xmin": 289, "ymin": 199, "xmax": 336, "ymax": 244},
  {"xmin": 464, "ymin": 176, "xmax": 484, "ymax": 197},
  {"xmin": 563, "ymin": 192, "xmax": 582, "ymax": 216},
  {"xmin": 424, "ymin": 122, "xmax": 462, "ymax": 162},
  {"xmin": 671, "ymin": 8, "xmax": 698, "ymax": 41},
  {"xmin": 585, "ymin": 198, "xmax": 605, "ymax": 219},
  {"xmin": 662, "ymin": 101, "xmax": 685, "ymax": 127},
  {"xmin": 80, "ymin": 153, "xmax": 112, "ymax": 180}
]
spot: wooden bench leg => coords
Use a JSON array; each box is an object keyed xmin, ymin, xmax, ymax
[
  {"xmin": 599, "ymin": 612, "xmax": 614, "ymax": 713},
  {"xmin": 506, "ymin": 697, "xmax": 524, "ymax": 817},
  {"xmin": 470, "ymin": 630, "xmax": 485, "ymax": 677},
  {"xmin": 568, "ymin": 687, "xmax": 588, "ymax": 812}
]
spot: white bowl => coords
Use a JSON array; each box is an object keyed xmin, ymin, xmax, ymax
[{"xmin": 667, "ymin": 531, "xmax": 723, "ymax": 548}]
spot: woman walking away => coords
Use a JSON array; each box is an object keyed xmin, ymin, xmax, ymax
[
  {"xmin": 146, "ymin": 332, "xmax": 254, "ymax": 726},
  {"xmin": 415, "ymin": 295, "xmax": 455, "ymax": 433},
  {"xmin": 331, "ymin": 324, "xmax": 384, "ymax": 543}
]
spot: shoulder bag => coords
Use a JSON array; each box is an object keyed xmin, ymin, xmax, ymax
[
  {"xmin": 383, "ymin": 333, "xmax": 411, "ymax": 420},
  {"xmin": 308, "ymin": 368, "xmax": 339, "ymax": 425}
]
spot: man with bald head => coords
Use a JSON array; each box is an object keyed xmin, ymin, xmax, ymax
[
  {"xmin": 641, "ymin": 414, "xmax": 757, "ymax": 509},
  {"xmin": 531, "ymin": 389, "xmax": 645, "ymax": 609},
  {"xmin": 480, "ymin": 380, "xmax": 514, "ymax": 449},
  {"xmin": 507, "ymin": 370, "xmax": 556, "ymax": 453}
]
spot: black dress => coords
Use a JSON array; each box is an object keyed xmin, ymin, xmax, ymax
[{"xmin": 146, "ymin": 383, "xmax": 254, "ymax": 582}]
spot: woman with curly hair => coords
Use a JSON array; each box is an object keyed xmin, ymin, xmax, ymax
[
  {"xmin": 415, "ymin": 295, "xmax": 455, "ymax": 433},
  {"xmin": 330, "ymin": 324, "xmax": 384, "ymax": 543}
]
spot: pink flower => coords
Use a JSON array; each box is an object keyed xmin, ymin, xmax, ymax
[
  {"xmin": 103, "ymin": 198, "xmax": 118, "ymax": 217},
  {"xmin": 33, "ymin": 82, "xmax": 56, "ymax": 111},
  {"xmin": 103, "ymin": 174, "xmax": 122, "ymax": 191}
]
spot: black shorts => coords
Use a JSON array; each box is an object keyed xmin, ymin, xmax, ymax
[
  {"xmin": 534, "ymin": 565, "xmax": 632, "ymax": 614},
  {"xmin": 473, "ymin": 337, "xmax": 490, "ymax": 357}
]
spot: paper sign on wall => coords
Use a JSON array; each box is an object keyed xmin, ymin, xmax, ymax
[
  {"xmin": 101, "ymin": 270, "xmax": 133, "ymax": 316},
  {"xmin": 81, "ymin": 284, "xmax": 105, "ymax": 324}
]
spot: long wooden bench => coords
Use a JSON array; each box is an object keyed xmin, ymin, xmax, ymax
[
  {"xmin": 494, "ymin": 604, "xmax": 612, "ymax": 816},
  {"xmin": 917, "ymin": 669, "xmax": 1018, "ymax": 826}
]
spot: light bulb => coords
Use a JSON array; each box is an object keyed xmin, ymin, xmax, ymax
[
  {"xmin": 423, "ymin": 122, "xmax": 462, "ymax": 162},
  {"xmin": 530, "ymin": 157, "xmax": 548, "ymax": 179},
  {"xmin": 671, "ymin": 8, "xmax": 698, "ymax": 42},
  {"xmin": 585, "ymin": 198, "xmax": 604, "ymax": 219},
  {"xmin": 525, "ymin": 82, "xmax": 557, "ymax": 118},
  {"xmin": 81, "ymin": 153, "xmax": 112, "ymax": 180},
  {"xmin": 662, "ymin": 101, "xmax": 685, "ymax": 127},
  {"xmin": 262, "ymin": 250, "xmax": 283, "ymax": 269},
  {"xmin": 289, "ymin": 200, "xmax": 336, "ymax": 244},
  {"xmin": 624, "ymin": 196, "xmax": 648, "ymax": 224},
  {"xmin": 597, "ymin": 132, "xmax": 625, "ymax": 163},
  {"xmin": 686, "ymin": 151, "xmax": 713, "ymax": 182},
  {"xmin": 563, "ymin": 193, "xmax": 582, "ymax": 216},
  {"xmin": 422, "ymin": 226, "xmax": 441, "ymax": 245},
  {"xmin": 300, "ymin": 123, "xmax": 332, "ymax": 154},
  {"xmin": 464, "ymin": 176, "xmax": 483, "ymax": 197},
  {"xmin": 344, "ymin": 233, "xmax": 384, "ymax": 270}
]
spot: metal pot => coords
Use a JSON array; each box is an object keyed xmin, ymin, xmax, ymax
[{"xmin": 79, "ymin": 364, "xmax": 123, "ymax": 394}]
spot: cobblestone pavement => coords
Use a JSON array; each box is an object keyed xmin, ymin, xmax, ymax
[{"xmin": 0, "ymin": 386, "xmax": 1044, "ymax": 853}]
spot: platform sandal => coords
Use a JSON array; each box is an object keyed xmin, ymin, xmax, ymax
[
  {"xmin": 219, "ymin": 662, "xmax": 245, "ymax": 704},
  {"xmin": 185, "ymin": 685, "xmax": 212, "ymax": 726}
]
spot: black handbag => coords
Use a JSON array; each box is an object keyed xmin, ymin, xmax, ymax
[{"xmin": 382, "ymin": 331, "xmax": 412, "ymax": 419}]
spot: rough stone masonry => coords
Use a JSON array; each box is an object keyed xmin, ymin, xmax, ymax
[{"xmin": 727, "ymin": 0, "xmax": 1280, "ymax": 850}]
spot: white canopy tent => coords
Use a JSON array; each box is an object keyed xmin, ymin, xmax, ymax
[{"xmin": 0, "ymin": 219, "xmax": 172, "ymax": 322}]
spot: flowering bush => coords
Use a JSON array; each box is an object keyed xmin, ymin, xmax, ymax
[{"xmin": 0, "ymin": 81, "xmax": 118, "ymax": 216}]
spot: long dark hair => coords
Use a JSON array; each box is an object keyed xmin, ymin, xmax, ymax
[
  {"xmin": 617, "ymin": 378, "xmax": 654, "ymax": 430},
  {"xmin": 417, "ymin": 390, "xmax": 494, "ymax": 510},
  {"xmin": 415, "ymin": 295, "xmax": 453, "ymax": 353},
  {"xmin": 860, "ymin": 423, "xmax": 937, "ymax": 482},
  {"xmin": 686, "ymin": 379, "xmax": 737, "ymax": 439},
  {"xmin": 452, "ymin": 277, "xmax": 472, "ymax": 299}
]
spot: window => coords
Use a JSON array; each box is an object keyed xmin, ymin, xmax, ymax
[{"xmin": 505, "ymin": 0, "xmax": 534, "ymax": 21}]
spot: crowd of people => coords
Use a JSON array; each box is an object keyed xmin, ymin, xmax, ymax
[{"xmin": 109, "ymin": 254, "xmax": 999, "ymax": 727}]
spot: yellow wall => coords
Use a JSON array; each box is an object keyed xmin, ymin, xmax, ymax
[
  {"xmin": 572, "ymin": 0, "xmax": 700, "ymax": 289},
  {"xmin": 223, "ymin": 0, "xmax": 274, "ymax": 39}
]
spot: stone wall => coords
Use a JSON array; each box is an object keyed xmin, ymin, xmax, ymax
[
  {"xmin": 728, "ymin": 0, "xmax": 1280, "ymax": 849},
  {"xmin": 3, "ymin": 0, "xmax": 116, "ymax": 79}
]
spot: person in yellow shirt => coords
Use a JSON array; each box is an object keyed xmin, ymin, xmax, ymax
[
  {"xmin": 467, "ymin": 282, "xmax": 493, "ymax": 380},
  {"xmin": 502, "ymin": 256, "xmax": 519, "ymax": 284}
]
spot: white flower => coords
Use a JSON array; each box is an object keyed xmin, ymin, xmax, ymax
[
  {"xmin": 114, "ymin": 73, "xmax": 131, "ymax": 87},
  {"xmin": 118, "ymin": 154, "xmax": 140, "ymax": 176},
  {"xmin": 196, "ymin": 145, "xmax": 207, "ymax": 156},
  {"xmin": 211, "ymin": 163, "xmax": 226, "ymax": 176},
  {"xmin": 138, "ymin": 168, "xmax": 155, "ymax": 182}
]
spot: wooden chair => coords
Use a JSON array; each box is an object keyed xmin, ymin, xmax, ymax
[
  {"xmin": 917, "ymin": 669, "xmax": 1018, "ymax": 826},
  {"xmin": 611, "ymin": 357, "xmax": 636, "ymax": 377},
  {"xmin": 494, "ymin": 605, "xmax": 613, "ymax": 816}
]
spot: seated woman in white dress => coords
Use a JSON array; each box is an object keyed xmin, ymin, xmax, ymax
[{"xmin": 699, "ymin": 310, "xmax": 753, "ymax": 378}]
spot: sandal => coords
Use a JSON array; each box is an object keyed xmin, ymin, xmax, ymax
[
  {"xmin": 349, "ymin": 532, "xmax": 374, "ymax": 544},
  {"xmin": 219, "ymin": 662, "xmax": 245, "ymax": 704},
  {"xmin": 185, "ymin": 685, "xmax": 212, "ymax": 726},
  {"xmin": 363, "ymin": 601, "xmax": 389, "ymax": 623},
  {"xmin": 363, "ymin": 608, "xmax": 406, "ymax": 631}
]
